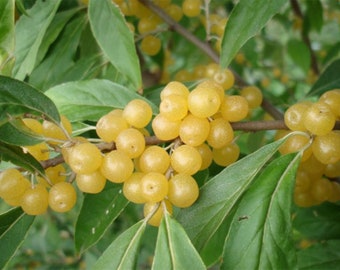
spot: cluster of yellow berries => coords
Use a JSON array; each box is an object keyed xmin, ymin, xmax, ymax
[
  {"xmin": 0, "ymin": 78, "xmax": 264, "ymax": 226},
  {"xmin": 280, "ymin": 89, "xmax": 340, "ymax": 207}
]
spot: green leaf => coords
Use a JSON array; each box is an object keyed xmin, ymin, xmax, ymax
[
  {"xmin": 29, "ymin": 14, "xmax": 87, "ymax": 90},
  {"xmin": 0, "ymin": 75, "xmax": 60, "ymax": 124},
  {"xmin": 305, "ymin": 0, "xmax": 323, "ymax": 33},
  {"xmin": 152, "ymin": 212, "xmax": 206, "ymax": 270},
  {"xmin": 177, "ymin": 137, "xmax": 288, "ymax": 252},
  {"xmin": 287, "ymin": 39, "xmax": 311, "ymax": 74},
  {"xmin": 221, "ymin": 153, "xmax": 300, "ymax": 269},
  {"xmin": 0, "ymin": 207, "xmax": 35, "ymax": 269},
  {"xmin": 45, "ymin": 79, "xmax": 158, "ymax": 122},
  {"xmin": 293, "ymin": 203, "xmax": 340, "ymax": 241},
  {"xmin": 13, "ymin": 0, "xmax": 61, "ymax": 80},
  {"xmin": 297, "ymin": 240, "xmax": 340, "ymax": 269},
  {"xmin": 220, "ymin": 0, "xmax": 286, "ymax": 68},
  {"xmin": 75, "ymin": 182, "xmax": 129, "ymax": 253},
  {"xmin": 88, "ymin": 0, "xmax": 142, "ymax": 90},
  {"xmin": 308, "ymin": 59, "xmax": 340, "ymax": 96},
  {"xmin": 92, "ymin": 220, "xmax": 146, "ymax": 270},
  {"xmin": 0, "ymin": 142, "xmax": 44, "ymax": 174},
  {"xmin": 0, "ymin": 0, "xmax": 15, "ymax": 76}
]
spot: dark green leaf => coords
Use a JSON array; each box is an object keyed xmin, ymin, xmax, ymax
[
  {"xmin": 152, "ymin": 212, "xmax": 206, "ymax": 270},
  {"xmin": 305, "ymin": 0, "xmax": 323, "ymax": 33},
  {"xmin": 298, "ymin": 240, "xmax": 340, "ymax": 269},
  {"xmin": 0, "ymin": 142, "xmax": 44, "ymax": 174},
  {"xmin": 29, "ymin": 14, "xmax": 86, "ymax": 90},
  {"xmin": 92, "ymin": 220, "xmax": 146, "ymax": 270},
  {"xmin": 88, "ymin": 0, "xmax": 142, "ymax": 90},
  {"xmin": 293, "ymin": 203, "xmax": 340, "ymax": 241},
  {"xmin": 75, "ymin": 182, "xmax": 129, "ymax": 253},
  {"xmin": 220, "ymin": 0, "xmax": 286, "ymax": 68},
  {"xmin": 221, "ymin": 153, "xmax": 300, "ymax": 269},
  {"xmin": 287, "ymin": 39, "xmax": 311, "ymax": 74},
  {"xmin": 13, "ymin": 0, "xmax": 61, "ymax": 80},
  {"xmin": 308, "ymin": 59, "xmax": 340, "ymax": 96},
  {"xmin": 177, "ymin": 137, "xmax": 288, "ymax": 251},
  {"xmin": 0, "ymin": 207, "xmax": 35, "ymax": 269},
  {"xmin": 0, "ymin": 75, "xmax": 60, "ymax": 124},
  {"xmin": 0, "ymin": 0, "xmax": 15, "ymax": 76},
  {"xmin": 45, "ymin": 79, "xmax": 158, "ymax": 122}
]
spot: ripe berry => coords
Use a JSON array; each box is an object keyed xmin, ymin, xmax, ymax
[
  {"xmin": 23, "ymin": 118, "xmax": 43, "ymax": 134},
  {"xmin": 303, "ymin": 102, "xmax": 336, "ymax": 136},
  {"xmin": 143, "ymin": 200, "xmax": 173, "ymax": 227},
  {"xmin": 67, "ymin": 142, "xmax": 103, "ymax": 174},
  {"xmin": 139, "ymin": 146, "xmax": 170, "ymax": 173},
  {"xmin": 212, "ymin": 142, "xmax": 240, "ymax": 167},
  {"xmin": 48, "ymin": 182, "xmax": 77, "ymax": 213},
  {"xmin": 21, "ymin": 184, "xmax": 49, "ymax": 215},
  {"xmin": 123, "ymin": 99, "xmax": 153, "ymax": 128},
  {"xmin": 319, "ymin": 89, "xmax": 340, "ymax": 118},
  {"xmin": 213, "ymin": 69, "xmax": 235, "ymax": 90},
  {"xmin": 141, "ymin": 35, "xmax": 162, "ymax": 56},
  {"xmin": 42, "ymin": 115, "xmax": 72, "ymax": 144},
  {"xmin": 279, "ymin": 133, "xmax": 312, "ymax": 162},
  {"xmin": 310, "ymin": 177, "xmax": 332, "ymax": 204},
  {"xmin": 188, "ymin": 83, "xmax": 221, "ymax": 118},
  {"xmin": 159, "ymin": 95, "xmax": 188, "ymax": 121},
  {"xmin": 23, "ymin": 142, "xmax": 49, "ymax": 161},
  {"xmin": 220, "ymin": 95, "xmax": 249, "ymax": 122},
  {"xmin": 76, "ymin": 170, "xmax": 106, "ymax": 194},
  {"xmin": 240, "ymin": 86, "xmax": 263, "ymax": 109},
  {"xmin": 207, "ymin": 118, "xmax": 234, "ymax": 149},
  {"xmin": 100, "ymin": 150, "xmax": 134, "ymax": 183},
  {"xmin": 38, "ymin": 164, "xmax": 66, "ymax": 187},
  {"xmin": 168, "ymin": 174, "xmax": 199, "ymax": 208},
  {"xmin": 123, "ymin": 172, "xmax": 146, "ymax": 204},
  {"xmin": 179, "ymin": 114, "xmax": 210, "ymax": 146},
  {"xmin": 284, "ymin": 102, "xmax": 310, "ymax": 131},
  {"xmin": 170, "ymin": 145, "xmax": 202, "ymax": 175},
  {"xmin": 115, "ymin": 128, "xmax": 145, "ymax": 158},
  {"xmin": 152, "ymin": 114, "xmax": 181, "ymax": 141},
  {"xmin": 96, "ymin": 113, "xmax": 128, "ymax": 142},
  {"xmin": 160, "ymin": 81, "xmax": 190, "ymax": 100},
  {"xmin": 0, "ymin": 169, "xmax": 29, "ymax": 200},
  {"xmin": 195, "ymin": 143, "xmax": 213, "ymax": 170},
  {"xmin": 182, "ymin": 0, "xmax": 201, "ymax": 17},
  {"xmin": 312, "ymin": 132, "xmax": 340, "ymax": 164},
  {"xmin": 140, "ymin": 172, "xmax": 169, "ymax": 202}
]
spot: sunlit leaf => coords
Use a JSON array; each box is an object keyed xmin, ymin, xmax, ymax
[
  {"xmin": 152, "ymin": 212, "xmax": 206, "ymax": 270},
  {"xmin": 221, "ymin": 153, "xmax": 300, "ymax": 269},
  {"xmin": 92, "ymin": 220, "xmax": 146, "ymax": 270},
  {"xmin": 177, "ymin": 137, "xmax": 289, "ymax": 251},
  {"xmin": 220, "ymin": 0, "xmax": 286, "ymax": 68},
  {"xmin": 45, "ymin": 79, "xmax": 158, "ymax": 122},
  {"xmin": 13, "ymin": 0, "xmax": 61, "ymax": 80},
  {"xmin": 0, "ymin": 208, "xmax": 35, "ymax": 269},
  {"xmin": 75, "ymin": 182, "xmax": 129, "ymax": 253},
  {"xmin": 88, "ymin": 0, "xmax": 142, "ymax": 90}
]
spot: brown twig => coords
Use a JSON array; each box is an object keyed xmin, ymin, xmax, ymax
[{"xmin": 290, "ymin": 0, "xmax": 320, "ymax": 75}]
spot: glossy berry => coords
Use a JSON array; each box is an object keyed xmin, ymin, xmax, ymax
[
  {"xmin": 0, "ymin": 168, "xmax": 29, "ymax": 200},
  {"xmin": 23, "ymin": 142, "xmax": 50, "ymax": 161},
  {"xmin": 123, "ymin": 172, "xmax": 146, "ymax": 204},
  {"xmin": 100, "ymin": 150, "xmax": 134, "ymax": 183},
  {"xmin": 76, "ymin": 170, "xmax": 106, "ymax": 194},
  {"xmin": 213, "ymin": 68, "xmax": 235, "ymax": 90},
  {"xmin": 196, "ymin": 143, "xmax": 213, "ymax": 170},
  {"xmin": 207, "ymin": 118, "xmax": 234, "ymax": 149},
  {"xmin": 168, "ymin": 174, "xmax": 199, "ymax": 208},
  {"xmin": 182, "ymin": 0, "xmax": 201, "ymax": 17},
  {"xmin": 319, "ymin": 89, "xmax": 340, "ymax": 118},
  {"xmin": 115, "ymin": 128, "xmax": 145, "ymax": 158},
  {"xmin": 170, "ymin": 145, "xmax": 202, "ymax": 175},
  {"xmin": 159, "ymin": 95, "xmax": 188, "ymax": 121},
  {"xmin": 139, "ymin": 146, "xmax": 170, "ymax": 174},
  {"xmin": 303, "ymin": 102, "xmax": 336, "ymax": 136},
  {"xmin": 220, "ymin": 95, "xmax": 249, "ymax": 122},
  {"xmin": 67, "ymin": 142, "xmax": 103, "ymax": 174},
  {"xmin": 188, "ymin": 83, "xmax": 221, "ymax": 118},
  {"xmin": 152, "ymin": 114, "xmax": 181, "ymax": 141},
  {"xmin": 123, "ymin": 99, "xmax": 153, "ymax": 128},
  {"xmin": 160, "ymin": 81, "xmax": 190, "ymax": 100},
  {"xmin": 21, "ymin": 184, "xmax": 49, "ymax": 215},
  {"xmin": 284, "ymin": 102, "xmax": 310, "ymax": 131},
  {"xmin": 140, "ymin": 172, "xmax": 169, "ymax": 202},
  {"xmin": 143, "ymin": 200, "xmax": 173, "ymax": 227},
  {"xmin": 48, "ymin": 182, "xmax": 77, "ymax": 213},
  {"xmin": 179, "ymin": 114, "xmax": 210, "ymax": 146},
  {"xmin": 22, "ymin": 118, "xmax": 43, "ymax": 134},
  {"xmin": 96, "ymin": 113, "xmax": 128, "ymax": 142},
  {"xmin": 310, "ymin": 177, "xmax": 332, "ymax": 204},
  {"xmin": 312, "ymin": 132, "xmax": 340, "ymax": 164},
  {"xmin": 42, "ymin": 115, "xmax": 72, "ymax": 144},
  {"xmin": 279, "ymin": 133, "xmax": 312, "ymax": 162},
  {"xmin": 38, "ymin": 164, "xmax": 66, "ymax": 187},
  {"xmin": 212, "ymin": 142, "xmax": 240, "ymax": 167}
]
